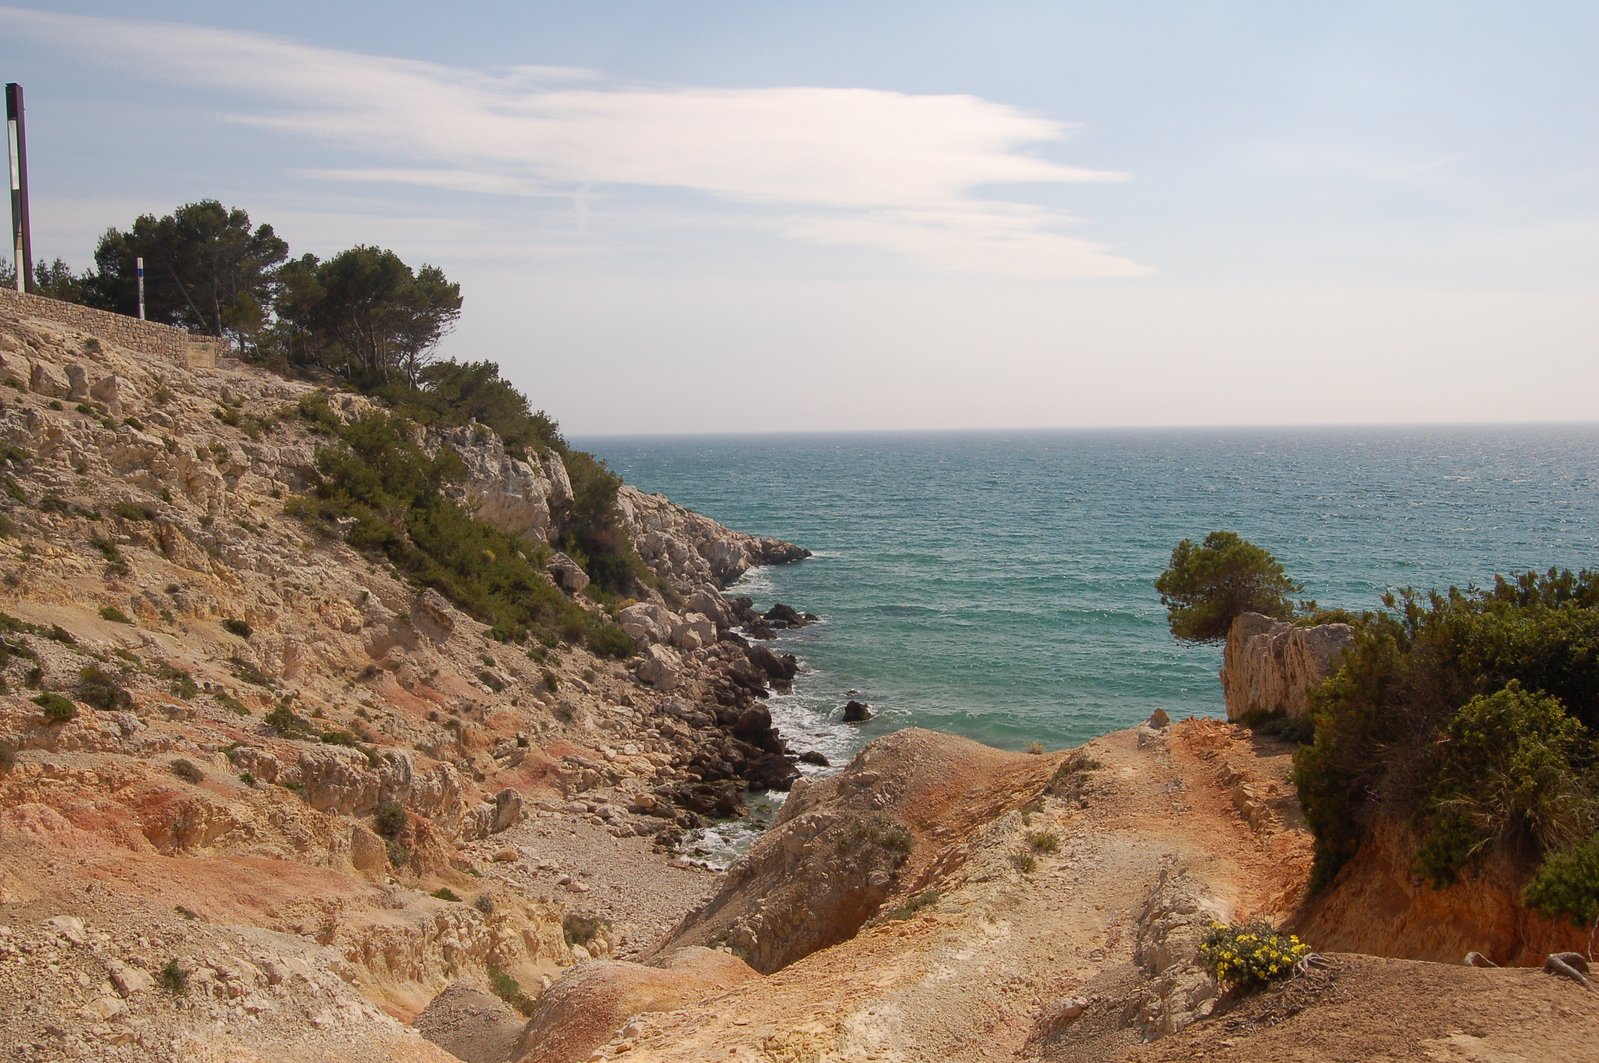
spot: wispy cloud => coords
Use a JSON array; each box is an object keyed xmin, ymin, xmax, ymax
[{"xmin": 0, "ymin": 6, "xmax": 1149, "ymax": 280}]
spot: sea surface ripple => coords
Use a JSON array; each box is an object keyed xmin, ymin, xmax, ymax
[{"xmin": 581, "ymin": 424, "xmax": 1599, "ymax": 757}]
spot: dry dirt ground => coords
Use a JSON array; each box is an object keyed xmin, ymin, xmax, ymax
[
  {"xmin": 541, "ymin": 718, "xmax": 1316, "ymax": 1063},
  {"xmin": 1127, "ymin": 954, "xmax": 1599, "ymax": 1063},
  {"xmin": 513, "ymin": 718, "xmax": 1598, "ymax": 1063}
]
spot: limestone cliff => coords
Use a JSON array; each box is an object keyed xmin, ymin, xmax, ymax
[{"xmin": 1219, "ymin": 612, "xmax": 1354, "ymax": 720}]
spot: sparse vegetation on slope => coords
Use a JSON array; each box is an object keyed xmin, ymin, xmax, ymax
[{"xmin": 289, "ymin": 397, "xmax": 633, "ymax": 652}]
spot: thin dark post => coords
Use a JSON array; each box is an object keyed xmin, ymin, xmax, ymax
[{"xmin": 6, "ymin": 82, "xmax": 33, "ymax": 293}]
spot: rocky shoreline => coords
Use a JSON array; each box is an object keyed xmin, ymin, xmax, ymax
[{"xmin": 0, "ymin": 301, "xmax": 836, "ymax": 1060}]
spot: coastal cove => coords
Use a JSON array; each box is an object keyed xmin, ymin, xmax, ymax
[{"xmin": 585, "ymin": 424, "xmax": 1599, "ymax": 753}]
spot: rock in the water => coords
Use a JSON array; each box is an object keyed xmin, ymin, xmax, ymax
[
  {"xmin": 747, "ymin": 644, "xmax": 798, "ymax": 690},
  {"xmin": 763, "ymin": 602, "xmax": 816, "ymax": 629},
  {"xmin": 842, "ymin": 700, "xmax": 872, "ymax": 723},
  {"xmin": 799, "ymin": 750, "xmax": 829, "ymax": 767}
]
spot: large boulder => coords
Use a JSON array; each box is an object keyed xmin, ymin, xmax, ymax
[
  {"xmin": 618, "ymin": 602, "xmax": 677, "ymax": 647},
  {"xmin": 636, "ymin": 644, "xmax": 682, "ymax": 691},
  {"xmin": 655, "ymin": 729, "xmax": 1048, "ymax": 974},
  {"xmin": 512, "ymin": 948, "xmax": 757, "ymax": 1063}
]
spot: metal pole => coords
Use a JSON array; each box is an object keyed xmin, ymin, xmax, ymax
[
  {"xmin": 6, "ymin": 83, "xmax": 33, "ymax": 293},
  {"xmin": 136, "ymin": 257, "xmax": 145, "ymax": 319}
]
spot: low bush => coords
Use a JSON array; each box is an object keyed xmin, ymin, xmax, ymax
[
  {"xmin": 222, "ymin": 617, "xmax": 253, "ymax": 639},
  {"xmin": 33, "ymin": 692, "xmax": 77, "ymax": 722},
  {"xmin": 586, "ymin": 622, "xmax": 636, "ymax": 659},
  {"xmin": 1413, "ymin": 682, "xmax": 1592, "ymax": 886},
  {"xmin": 170, "ymin": 759, "xmax": 204, "ymax": 784},
  {"xmin": 1010, "ymin": 852, "xmax": 1037, "ymax": 874},
  {"xmin": 158, "ymin": 665, "xmax": 198, "ymax": 699},
  {"xmin": 1199, "ymin": 921, "xmax": 1310, "ymax": 988},
  {"xmin": 485, "ymin": 963, "xmax": 535, "ymax": 1016},
  {"xmin": 374, "ymin": 799, "xmax": 407, "ymax": 839},
  {"xmin": 77, "ymin": 665, "xmax": 131, "ymax": 710},
  {"xmin": 1028, "ymin": 831, "xmax": 1060, "ymax": 853},
  {"xmin": 159, "ymin": 959, "xmax": 188, "ymax": 995},
  {"xmin": 430, "ymin": 887, "xmax": 461, "ymax": 902},
  {"xmin": 0, "ymin": 738, "xmax": 15, "ymax": 771},
  {"xmin": 1524, "ymin": 831, "xmax": 1599, "ymax": 926},
  {"xmin": 98, "ymin": 605, "xmax": 132, "ymax": 624},
  {"xmin": 562, "ymin": 912, "xmax": 611, "ymax": 946},
  {"xmin": 264, "ymin": 705, "xmax": 314, "ymax": 737},
  {"xmin": 882, "ymin": 890, "xmax": 940, "ymax": 921}
]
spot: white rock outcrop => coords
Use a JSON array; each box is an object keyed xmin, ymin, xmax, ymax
[{"xmin": 1220, "ymin": 612, "xmax": 1355, "ymax": 721}]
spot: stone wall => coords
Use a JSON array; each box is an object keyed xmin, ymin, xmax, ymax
[
  {"xmin": 1219, "ymin": 611, "xmax": 1355, "ymax": 720},
  {"xmin": 0, "ymin": 287, "xmax": 227, "ymax": 369}
]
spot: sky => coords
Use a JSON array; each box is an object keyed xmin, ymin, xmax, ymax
[{"xmin": 1, "ymin": 1, "xmax": 1595, "ymax": 435}]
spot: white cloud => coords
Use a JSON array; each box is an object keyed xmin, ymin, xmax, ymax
[{"xmin": 0, "ymin": 6, "xmax": 1148, "ymax": 280}]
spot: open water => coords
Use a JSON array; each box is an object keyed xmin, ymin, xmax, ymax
[{"xmin": 581, "ymin": 424, "xmax": 1599, "ymax": 770}]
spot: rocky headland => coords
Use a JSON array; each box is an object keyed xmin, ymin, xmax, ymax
[{"xmin": 1, "ymin": 293, "xmax": 1594, "ymax": 1062}]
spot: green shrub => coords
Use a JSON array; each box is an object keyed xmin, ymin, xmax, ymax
[
  {"xmin": 485, "ymin": 963, "xmax": 535, "ymax": 1016},
  {"xmin": 1199, "ymin": 921, "xmax": 1310, "ymax": 988},
  {"xmin": 1295, "ymin": 570, "xmax": 1599, "ymax": 889},
  {"xmin": 883, "ymin": 890, "xmax": 940, "ymax": 921},
  {"xmin": 1524, "ymin": 831, "xmax": 1599, "ymax": 925},
  {"xmin": 265, "ymin": 705, "xmax": 313, "ymax": 737},
  {"xmin": 216, "ymin": 692, "xmax": 251, "ymax": 717},
  {"xmin": 159, "ymin": 959, "xmax": 188, "ymax": 994},
  {"xmin": 77, "ymin": 665, "xmax": 131, "ymax": 710},
  {"xmin": 1010, "ymin": 852, "xmax": 1037, "ymax": 874},
  {"xmin": 586, "ymin": 622, "xmax": 636, "ymax": 659},
  {"xmin": 98, "ymin": 605, "xmax": 132, "ymax": 624},
  {"xmin": 111, "ymin": 500, "xmax": 154, "ymax": 521},
  {"xmin": 431, "ymin": 887, "xmax": 461, "ymax": 902},
  {"xmin": 1155, "ymin": 531, "xmax": 1303, "ymax": 643},
  {"xmin": 374, "ymin": 799, "xmax": 407, "ymax": 839},
  {"xmin": 1028, "ymin": 831, "xmax": 1060, "ymax": 853},
  {"xmin": 1244, "ymin": 710, "xmax": 1316, "ymax": 745},
  {"xmin": 562, "ymin": 912, "xmax": 612, "ymax": 947},
  {"xmin": 170, "ymin": 759, "xmax": 204, "ymax": 784},
  {"xmin": 222, "ymin": 617, "xmax": 253, "ymax": 639},
  {"xmin": 1414, "ymin": 682, "xmax": 1591, "ymax": 886},
  {"xmin": 158, "ymin": 665, "xmax": 198, "ymax": 699},
  {"xmin": 229, "ymin": 655, "xmax": 271, "ymax": 687},
  {"xmin": 34, "ymin": 692, "xmax": 76, "ymax": 722}
]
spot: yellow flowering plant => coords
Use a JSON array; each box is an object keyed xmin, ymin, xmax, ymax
[{"xmin": 1198, "ymin": 920, "xmax": 1310, "ymax": 988}]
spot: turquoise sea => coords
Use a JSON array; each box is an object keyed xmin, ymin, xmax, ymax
[{"xmin": 580, "ymin": 425, "xmax": 1599, "ymax": 766}]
